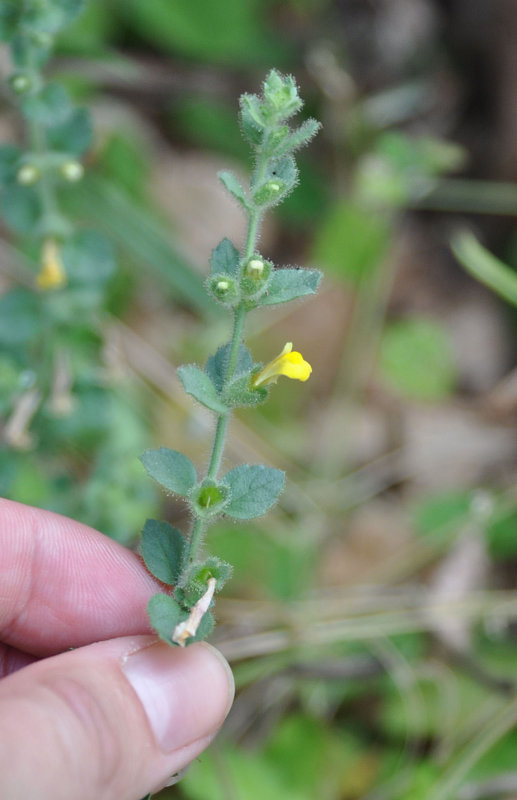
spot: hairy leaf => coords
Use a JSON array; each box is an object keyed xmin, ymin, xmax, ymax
[
  {"xmin": 147, "ymin": 594, "xmax": 183, "ymax": 645},
  {"xmin": 259, "ymin": 268, "xmax": 321, "ymax": 306},
  {"xmin": 222, "ymin": 464, "xmax": 285, "ymax": 519},
  {"xmin": 177, "ymin": 365, "xmax": 228, "ymax": 414},
  {"xmin": 210, "ymin": 237, "xmax": 240, "ymax": 277},
  {"xmin": 141, "ymin": 519, "xmax": 185, "ymax": 585},
  {"xmin": 140, "ymin": 447, "xmax": 197, "ymax": 495},
  {"xmin": 206, "ymin": 343, "xmax": 253, "ymax": 393}
]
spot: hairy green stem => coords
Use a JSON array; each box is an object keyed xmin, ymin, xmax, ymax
[
  {"xmin": 187, "ymin": 518, "xmax": 207, "ymax": 566},
  {"xmin": 225, "ymin": 304, "xmax": 247, "ymax": 381},
  {"xmin": 244, "ymin": 208, "xmax": 261, "ymax": 260},
  {"xmin": 207, "ymin": 414, "xmax": 230, "ymax": 480},
  {"xmin": 185, "ymin": 157, "xmax": 269, "ymax": 565},
  {"xmin": 205, "ymin": 304, "xmax": 247, "ymax": 480}
]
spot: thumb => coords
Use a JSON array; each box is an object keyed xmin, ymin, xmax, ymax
[{"xmin": 0, "ymin": 635, "xmax": 234, "ymax": 800}]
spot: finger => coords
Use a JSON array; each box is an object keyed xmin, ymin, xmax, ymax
[
  {"xmin": 0, "ymin": 643, "xmax": 36, "ymax": 677},
  {"xmin": 0, "ymin": 498, "xmax": 159, "ymax": 655},
  {"xmin": 0, "ymin": 635, "xmax": 234, "ymax": 800}
]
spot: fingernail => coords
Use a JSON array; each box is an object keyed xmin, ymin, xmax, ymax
[{"xmin": 123, "ymin": 641, "xmax": 234, "ymax": 753}]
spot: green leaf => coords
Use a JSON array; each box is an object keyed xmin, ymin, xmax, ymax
[
  {"xmin": 206, "ymin": 343, "xmax": 253, "ymax": 392},
  {"xmin": 46, "ymin": 107, "xmax": 92, "ymax": 156},
  {"xmin": 223, "ymin": 374, "xmax": 268, "ymax": 407},
  {"xmin": 0, "ymin": 289, "xmax": 41, "ymax": 346},
  {"xmin": 0, "ymin": 1, "xmax": 20, "ymax": 41},
  {"xmin": 62, "ymin": 230, "xmax": 115, "ymax": 285},
  {"xmin": 275, "ymin": 118, "xmax": 321, "ymax": 157},
  {"xmin": 252, "ymin": 156, "xmax": 298, "ymax": 207},
  {"xmin": 0, "ymin": 184, "xmax": 42, "ymax": 234},
  {"xmin": 218, "ymin": 171, "xmax": 249, "ymax": 209},
  {"xmin": 22, "ymin": 83, "xmax": 73, "ymax": 126},
  {"xmin": 177, "ymin": 365, "xmax": 228, "ymax": 414},
  {"xmin": 239, "ymin": 94, "xmax": 265, "ymax": 145},
  {"xmin": 259, "ymin": 268, "xmax": 321, "ymax": 306},
  {"xmin": 210, "ymin": 237, "xmax": 240, "ymax": 277},
  {"xmin": 452, "ymin": 229, "xmax": 517, "ymax": 307},
  {"xmin": 141, "ymin": 519, "xmax": 185, "ymax": 585},
  {"xmin": 222, "ymin": 464, "xmax": 285, "ymax": 519},
  {"xmin": 140, "ymin": 447, "xmax": 197, "ymax": 495},
  {"xmin": 0, "ymin": 145, "xmax": 23, "ymax": 184},
  {"xmin": 380, "ymin": 318, "xmax": 456, "ymax": 401},
  {"xmin": 147, "ymin": 593, "xmax": 183, "ymax": 645}
]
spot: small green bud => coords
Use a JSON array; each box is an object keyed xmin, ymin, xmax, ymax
[
  {"xmin": 17, "ymin": 164, "xmax": 40, "ymax": 186},
  {"xmin": 262, "ymin": 70, "xmax": 302, "ymax": 121},
  {"xmin": 240, "ymin": 256, "xmax": 273, "ymax": 307},
  {"xmin": 9, "ymin": 73, "xmax": 32, "ymax": 95},
  {"xmin": 59, "ymin": 161, "xmax": 84, "ymax": 182},
  {"xmin": 207, "ymin": 273, "xmax": 240, "ymax": 306},
  {"xmin": 253, "ymin": 180, "xmax": 285, "ymax": 207}
]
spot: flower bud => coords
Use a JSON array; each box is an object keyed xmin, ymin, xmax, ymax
[
  {"xmin": 240, "ymin": 256, "xmax": 272, "ymax": 307},
  {"xmin": 252, "ymin": 179, "xmax": 284, "ymax": 207},
  {"xmin": 9, "ymin": 73, "xmax": 32, "ymax": 95},
  {"xmin": 59, "ymin": 160, "xmax": 84, "ymax": 182},
  {"xmin": 262, "ymin": 70, "xmax": 302, "ymax": 120},
  {"xmin": 207, "ymin": 273, "xmax": 240, "ymax": 306},
  {"xmin": 17, "ymin": 164, "xmax": 40, "ymax": 186},
  {"xmin": 245, "ymin": 258, "xmax": 265, "ymax": 279}
]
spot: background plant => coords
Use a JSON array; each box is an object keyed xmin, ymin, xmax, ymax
[{"xmin": 0, "ymin": 0, "xmax": 156, "ymax": 541}]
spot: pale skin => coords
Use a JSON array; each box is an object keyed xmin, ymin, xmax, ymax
[{"xmin": 0, "ymin": 499, "xmax": 234, "ymax": 800}]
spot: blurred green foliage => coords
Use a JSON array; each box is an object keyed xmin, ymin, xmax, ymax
[{"xmin": 380, "ymin": 318, "xmax": 456, "ymax": 401}]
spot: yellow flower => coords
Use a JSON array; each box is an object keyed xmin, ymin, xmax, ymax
[
  {"xmin": 252, "ymin": 342, "xmax": 312, "ymax": 387},
  {"xmin": 36, "ymin": 239, "xmax": 67, "ymax": 290}
]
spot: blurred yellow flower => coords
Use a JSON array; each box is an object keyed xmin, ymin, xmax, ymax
[
  {"xmin": 36, "ymin": 239, "xmax": 66, "ymax": 290},
  {"xmin": 252, "ymin": 342, "xmax": 312, "ymax": 387}
]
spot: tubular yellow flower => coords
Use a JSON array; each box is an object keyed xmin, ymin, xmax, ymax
[
  {"xmin": 252, "ymin": 342, "xmax": 312, "ymax": 387},
  {"xmin": 36, "ymin": 239, "xmax": 67, "ymax": 290}
]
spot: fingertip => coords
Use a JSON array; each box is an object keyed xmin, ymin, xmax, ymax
[{"xmin": 123, "ymin": 640, "xmax": 234, "ymax": 754}]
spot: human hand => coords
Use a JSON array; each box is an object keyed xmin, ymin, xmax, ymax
[{"xmin": 0, "ymin": 499, "xmax": 234, "ymax": 800}]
